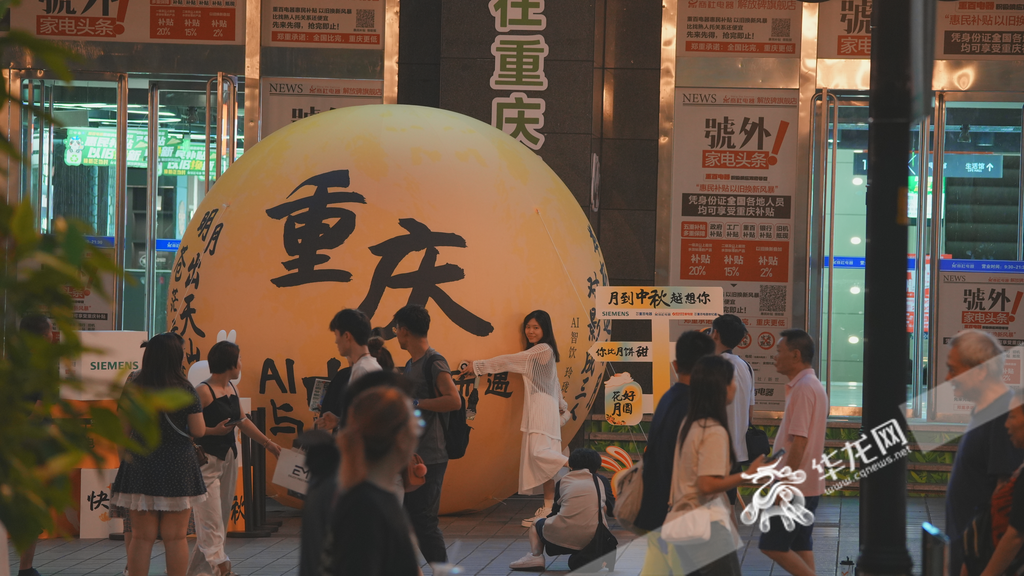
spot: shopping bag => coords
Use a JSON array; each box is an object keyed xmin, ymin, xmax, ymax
[{"xmin": 271, "ymin": 448, "xmax": 310, "ymax": 495}]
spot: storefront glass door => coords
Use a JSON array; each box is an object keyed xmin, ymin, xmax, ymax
[
  {"xmin": 14, "ymin": 71, "xmax": 242, "ymax": 335},
  {"xmin": 137, "ymin": 76, "xmax": 242, "ymax": 334},
  {"xmin": 813, "ymin": 91, "xmax": 1024, "ymax": 421},
  {"xmin": 813, "ymin": 92, "xmax": 934, "ymax": 417}
]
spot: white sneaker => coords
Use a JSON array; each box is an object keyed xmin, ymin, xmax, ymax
[
  {"xmin": 521, "ymin": 506, "xmax": 551, "ymax": 527},
  {"xmin": 509, "ymin": 553, "xmax": 546, "ymax": 570}
]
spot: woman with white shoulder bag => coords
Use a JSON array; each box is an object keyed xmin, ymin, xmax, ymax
[{"xmin": 663, "ymin": 355, "xmax": 766, "ymax": 576}]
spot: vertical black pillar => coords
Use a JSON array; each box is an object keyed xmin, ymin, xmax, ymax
[
  {"xmin": 858, "ymin": 1, "xmax": 914, "ymax": 575},
  {"xmin": 398, "ymin": 0, "xmax": 442, "ymax": 107},
  {"xmin": 438, "ymin": 0, "xmax": 597, "ymax": 209}
]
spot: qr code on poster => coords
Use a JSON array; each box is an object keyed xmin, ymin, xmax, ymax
[
  {"xmin": 357, "ymin": 9, "xmax": 375, "ymax": 29},
  {"xmin": 771, "ymin": 18, "xmax": 791, "ymax": 39},
  {"xmin": 759, "ymin": 285, "xmax": 787, "ymax": 313}
]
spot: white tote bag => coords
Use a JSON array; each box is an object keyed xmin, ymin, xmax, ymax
[
  {"xmin": 662, "ymin": 500, "xmax": 713, "ymax": 543},
  {"xmin": 660, "ymin": 423, "xmax": 734, "ymax": 545}
]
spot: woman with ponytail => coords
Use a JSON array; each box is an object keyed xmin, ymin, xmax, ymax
[
  {"xmin": 669, "ymin": 355, "xmax": 766, "ymax": 576},
  {"xmin": 320, "ymin": 386, "xmax": 424, "ymax": 576}
]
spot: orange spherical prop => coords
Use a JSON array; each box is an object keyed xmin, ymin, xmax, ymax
[{"xmin": 166, "ymin": 105, "xmax": 609, "ymax": 512}]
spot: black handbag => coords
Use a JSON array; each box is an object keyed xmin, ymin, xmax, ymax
[
  {"xmin": 746, "ymin": 425, "xmax": 770, "ymax": 460},
  {"xmin": 568, "ymin": 474, "xmax": 619, "ymax": 572}
]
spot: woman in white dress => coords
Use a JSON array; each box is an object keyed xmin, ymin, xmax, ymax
[{"xmin": 461, "ymin": 310, "xmax": 570, "ymax": 526}]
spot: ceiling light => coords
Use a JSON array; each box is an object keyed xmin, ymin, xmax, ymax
[
  {"xmin": 848, "ymin": 336, "xmax": 860, "ymax": 344},
  {"xmin": 850, "ymin": 286, "xmax": 861, "ymax": 294},
  {"xmin": 850, "ymin": 237, "xmax": 862, "ymax": 245},
  {"xmin": 852, "ymin": 177, "xmax": 864, "ymax": 186}
]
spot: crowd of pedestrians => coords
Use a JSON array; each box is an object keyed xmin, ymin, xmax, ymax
[
  {"xmin": 53, "ymin": 297, "xmax": 1021, "ymax": 576},
  {"xmin": 630, "ymin": 320, "xmax": 828, "ymax": 576},
  {"xmin": 299, "ymin": 304, "xmax": 598, "ymax": 575}
]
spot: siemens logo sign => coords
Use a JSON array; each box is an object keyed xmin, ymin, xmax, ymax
[
  {"xmin": 90, "ymin": 361, "xmax": 140, "ymax": 371},
  {"xmin": 679, "ymin": 93, "xmax": 717, "ymax": 104}
]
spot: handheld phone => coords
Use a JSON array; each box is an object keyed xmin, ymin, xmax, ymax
[
  {"xmin": 225, "ymin": 417, "xmax": 244, "ymax": 426},
  {"xmin": 767, "ymin": 449, "xmax": 785, "ymax": 462}
]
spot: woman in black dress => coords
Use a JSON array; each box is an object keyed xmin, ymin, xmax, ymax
[
  {"xmin": 321, "ymin": 385, "xmax": 423, "ymax": 576},
  {"xmin": 110, "ymin": 332, "xmax": 209, "ymax": 576}
]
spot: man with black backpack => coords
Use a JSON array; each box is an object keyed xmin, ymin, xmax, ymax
[{"xmin": 392, "ymin": 305, "xmax": 462, "ymax": 564}]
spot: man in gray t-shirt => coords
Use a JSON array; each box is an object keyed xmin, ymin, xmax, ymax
[
  {"xmin": 407, "ymin": 350, "xmax": 452, "ymax": 466},
  {"xmin": 393, "ymin": 305, "xmax": 461, "ymax": 564}
]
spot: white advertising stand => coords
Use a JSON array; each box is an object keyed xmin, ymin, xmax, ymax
[
  {"xmin": 62, "ymin": 331, "xmax": 147, "ymax": 537},
  {"xmin": 595, "ymin": 286, "xmax": 724, "ymax": 411},
  {"xmin": 61, "ymin": 331, "xmax": 147, "ymax": 401}
]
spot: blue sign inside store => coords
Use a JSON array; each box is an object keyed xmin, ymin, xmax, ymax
[{"xmin": 825, "ymin": 256, "xmax": 1024, "ymax": 274}]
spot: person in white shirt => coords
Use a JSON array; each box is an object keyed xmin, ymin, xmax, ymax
[
  {"xmin": 710, "ymin": 314, "xmax": 755, "ymax": 506},
  {"xmin": 318, "ymin": 309, "xmax": 382, "ymax": 431},
  {"xmin": 461, "ymin": 309, "xmax": 570, "ymax": 527}
]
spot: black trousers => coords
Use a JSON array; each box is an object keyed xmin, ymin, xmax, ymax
[{"xmin": 403, "ymin": 460, "xmax": 449, "ymax": 563}]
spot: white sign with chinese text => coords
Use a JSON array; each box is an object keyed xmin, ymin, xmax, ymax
[
  {"xmin": 677, "ymin": 0, "xmax": 802, "ymax": 59},
  {"xmin": 672, "ymin": 88, "xmax": 798, "ymax": 411},
  {"xmin": 934, "ymin": 263, "xmax": 1024, "ymax": 420},
  {"xmin": 261, "ymin": 0, "xmax": 383, "ymax": 50},
  {"xmin": 596, "ymin": 286, "xmax": 724, "ymax": 319},
  {"xmin": 10, "ymin": 0, "xmax": 244, "ymax": 45},
  {"xmin": 817, "ymin": 0, "xmax": 872, "ymax": 59},
  {"xmin": 261, "ymin": 77, "xmax": 384, "ymax": 139},
  {"xmin": 587, "ymin": 341, "xmax": 652, "ymax": 362},
  {"xmin": 488, "ymin": 0, "xmax": 547, "ymax": 150},
  {"xmin": 61, "ymin": 331, "xmax": 147, "ymax": 401},
  {"xmin": 935, "ymin": 2, "xmax": 1024, "ymax": 60},
  {"xmin": 67, "ymin": 267, "xmax": 117, "ymax": 332},
  {"xmin": 80, "ymin": 468, "xmax": 122, "ymax": 538}
]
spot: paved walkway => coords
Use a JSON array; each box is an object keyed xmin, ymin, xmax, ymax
[{"xmin": 7, "ymin": 496, "xmax": 947, "ymax": 576}]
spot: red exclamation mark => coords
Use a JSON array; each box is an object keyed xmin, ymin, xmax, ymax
[
  {"xmin": 768, "ymin": 120, "xmax": 789, "ymax": 166},
  {"xmin": 115, "ymin": 0, "xmax": 130, "ymax": 36},
  {"xmin": 1011, "ymin": 291, "xmax": 1023, "ymax": 322}
]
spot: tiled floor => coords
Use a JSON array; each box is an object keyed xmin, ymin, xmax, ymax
[{"xmin": 8, "ymin": 496, "xmax": 947, "ymax": 576}]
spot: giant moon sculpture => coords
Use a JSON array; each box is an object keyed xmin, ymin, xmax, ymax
[{"xmin": 166, "ymin": 105, "xmax": 610, "ymax": 513}]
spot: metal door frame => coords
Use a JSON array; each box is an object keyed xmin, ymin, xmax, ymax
[
  {"xmin": 144, "ymin": 75, "xmax": 238, "ymax": 335},
  {"xmin": 6, "ymin": 69, "xmax": 130, "ymax": 329},
  {"xmin": 927, "ymin": 90, "xmax": 1024, "ymax": 420},
  {"xmin": 809, "ymin": 90, "xmax": 936, "ymax": 418}
]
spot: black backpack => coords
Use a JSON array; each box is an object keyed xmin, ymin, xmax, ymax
[{"xmin": 422, "ymin": 353, "xmax": 472, "ymax": 459}]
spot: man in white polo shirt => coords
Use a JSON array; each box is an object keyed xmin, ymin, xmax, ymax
[{"xmin": 758, "ymin": 329, "xmax": 827, "ymax": 576}]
